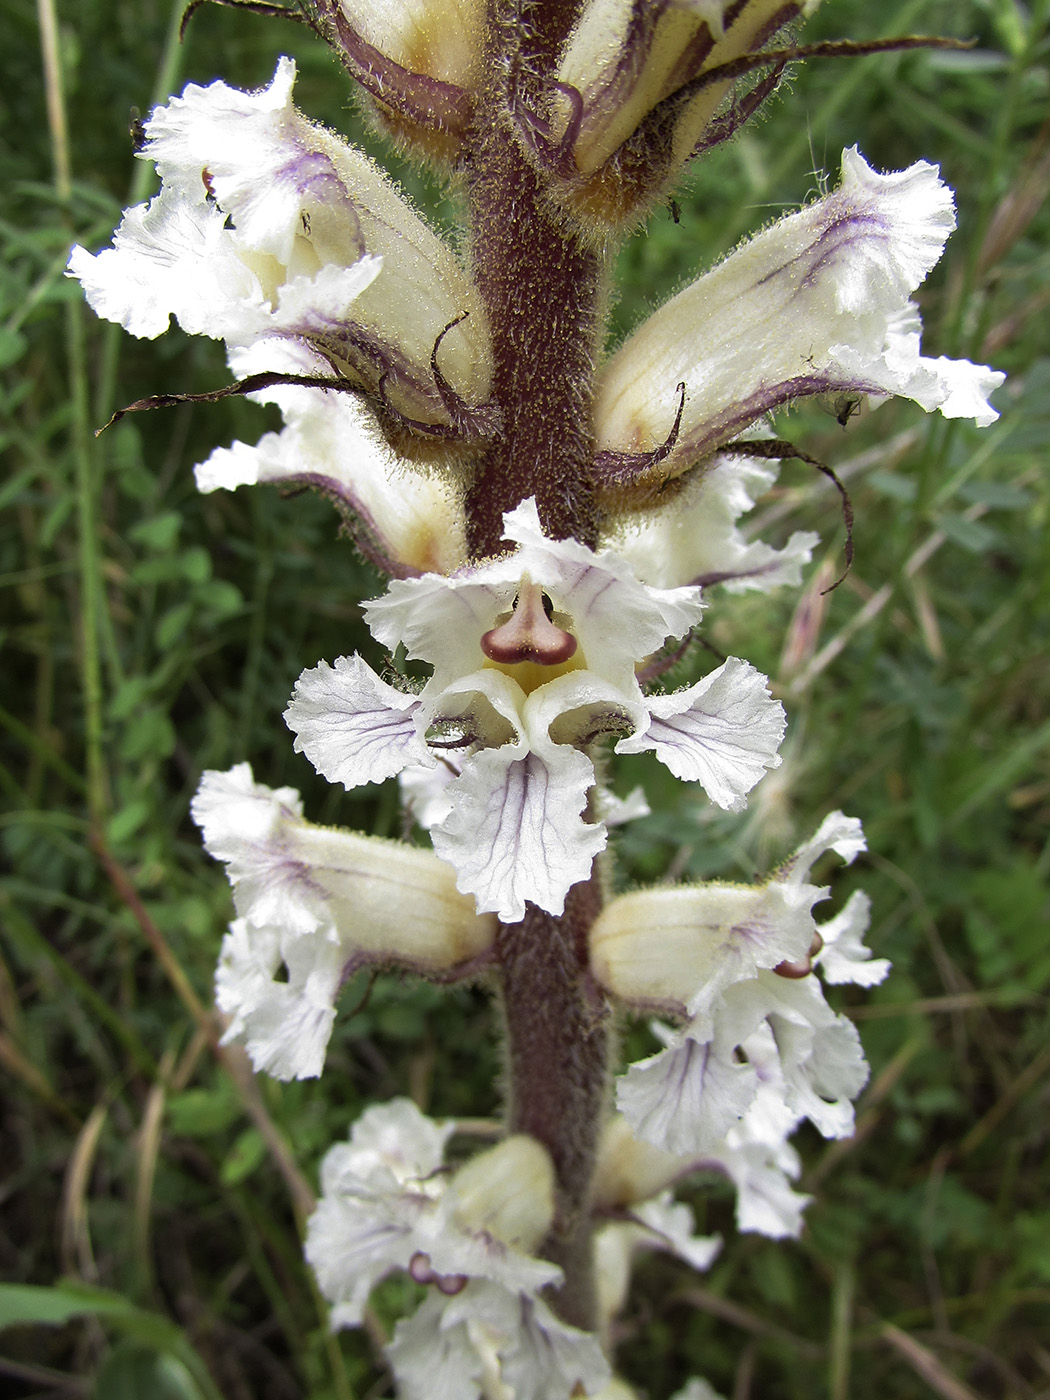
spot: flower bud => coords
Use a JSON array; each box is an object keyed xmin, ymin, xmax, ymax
[
  {"xmin": 451, "ymin": 1135, "xmax": 556, "ymax": 1254},
  {"xmin": 550, "ymin": 0, "xmax": 807, "ymax": 229},
  {"xmin": 591, "ymin": 1116, "xmax": 690, "ymax": 1209}
]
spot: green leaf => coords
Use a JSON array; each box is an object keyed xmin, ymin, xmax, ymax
[
  {"xmin": 0, "ymin": 1285, "xmax": 223, "ymax": 1400},
  {"xmin": 129, "ymin": 512, "xmax": 182, "ymax": 552},
  {"xmin": 195, "ymin": 579, "xmax": 244, "ymax": 619},
  {"xmin": 867, "ymin": 470, "xmax": 917, "ymax": 503},
  {"xmin": 935, "ymin": 512, "xmax": 999, "ymax": 553},
  {"xmin": 155, "ymin": 602, "xmax": 194, "ymax": 651},
  {"xmin": 956, "ymin": 481, "xmax": 1033, "ymax": 510},
  {"xmin": 220, "ymin": 1127, "xmax": 266, "ymax": 1186},
  {"xmin": 167, "ymin": 1087, "xmax": 241, "ymax": 1138},
  {"xmin": 180, "ymin": 546, "xmax": 212, "ymax": 585},
  {"xmin": 0, "ymin": 327, "xmax": 28, "ymax": 368},
  {"xmin": 94, "ymin": 1339, "xmax": 210, "ymax": 1400},
  {"xmin": 105, "ymin": 798, "xmax": 151, "ymax": 847},
  {"xmin": 0, "ymin": 1282, "xmax": 132, "ymax": 1329},
  {"xmin": 118, "ymin": 708, "xmax": 176, "ymax": 762}
]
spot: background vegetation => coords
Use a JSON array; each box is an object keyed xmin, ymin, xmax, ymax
[{"xmin": 1, "ymin": 0, "xmax": 1048, "ymax": 1396}]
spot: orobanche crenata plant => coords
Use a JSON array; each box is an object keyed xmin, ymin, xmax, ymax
[{"xmin": 71, "ymin": 0, "xmax": 1004, "ymax": 1394}]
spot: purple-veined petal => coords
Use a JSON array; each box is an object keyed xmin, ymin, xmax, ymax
[
  {"xmin": 430, "ymin": 742, "xmax": 605, "ymax": 922},
  {"xmin": 595, "ymin": 148, "xmax": 1003, "ymax": 476},
  {"xmin": 618, "ymin": 656, "xmax": 785, "ymax": 810},
  {"xmin": 285, "ymin": 655, "xmax": 431, "ymax": 789},
  {"xmin": 617, "ymin": 1034, "xmax": 758, "ymax": 1156}
]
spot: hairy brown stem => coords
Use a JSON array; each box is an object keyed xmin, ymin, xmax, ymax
[
  {"xmin": 464, "ymin": 1, "xmax": 606, "ymax": 555},
  {"xmin": 461, "ymin": 0, "xmax": 614, "ymax": 1331},
  {"xmin": 496, "ymin": 874, "xmax": 609, "ymax": 1330}
]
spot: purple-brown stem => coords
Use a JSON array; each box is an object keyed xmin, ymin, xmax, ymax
[
  {"xmin": 463, "ymin": 0, "xmax": 613, "ymax": 1329},
  {"xmin": 496, "ymin": 874, "xmax": 609, "ymax": 1331},
  {"xmin": 464, "ymin": 1, "xmax": 606, "ymax": 555}
]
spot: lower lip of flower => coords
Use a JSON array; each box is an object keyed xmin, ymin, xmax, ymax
[{"xmin": 481, "ymin": 653, "xmax": 586, "ymax": 695}]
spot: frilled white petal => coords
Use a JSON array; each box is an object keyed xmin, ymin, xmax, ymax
[
  {"xmin": 721, "ymin": 1138, "xmax": 811, "ymax": 1239},
  {"xmin": 608, "ymin": 454, "xmax": 818, "ymax": 593},
  {"xmin": 197, "ymin": 767, "xmax": 496, "ymax": 1076},
  {"xmin": 195, "ymin": 340, "xmax": 468, "ymax": 574},
  {"xmin": 74, "ymin": 56, "xmax": 489, "ymax": 411},
  {"xmin": 142, "ymin": 56, "xmax": 361, "ymax": 267},
  {"xmin": 832, "ymin": 303, "xmax": 1003, "ymax": 427},
  {"xmin": 285, "ymin": 655, "xmax": 431, "ymax": 788},
  {"xmin": 706, "ymin": 1024, "xmax": 813, "ymax": 1237},
  {"xmin": 386, "ymin": 1290, "xmax": 488, "ymax": 1400},
  {"xmin": 496, "ymin": 1288, "xmax": 611, "ymax": 1400},
  {"xmin": 389, "ymin": 1282, "xmax": 610, "ymax": 1400},
  {"xmin": 816, "ymin": 890, "xmax": 890, "ymax": 986},
  {"xmin": 325, "ymin": 1098, "xmax": 455, "ymax": 1189},
  {"xmin": 617, "ymin": 657, "xmax": 785, "ymax": 811},
  {"xmin": 309, "ymin": 1105, "xmax": 562, "ymax": 1331},
  {"xmin": 595, "ymin": 784, "xmax": 650, "ymax": 827},
  {"xmin": 215, "ymin": 918, "xmax": 342, "ymax": 1078},
  {"xmin": 617, "ymin": 1034, "xmax": 758, "ymax": 1155},
  {"xmin": 430, "ymin": 739, "xmax": 605, "ymax": 921},
  {"xmin": 146, "ymin": 55, "xmax": 488, "ymax": 400},
  {"xmin": 725, "ymin": 974, "xmax": 869, "ymax": 1139},
  {"xmin": 307, "ymin": 1189, "xmax": 425, "ymax": 1328},
  {"xmin": 594, "ymin": 1190, "xmax": 720, "ymax": 1337},
  {"xmin": 779, "ymin": 810, "xmax": 866, "ymax": 885},
  {"xmin": 633, "ymin": 1193, "xmax": 722, "ymax": 1273},
  {"xmin": 68, "ymin": 191, "xmax": 269, "ymax": 342},
  {"xmin": 596, "ymin": 148, "xmax": 1003, "ymax": 470},
  {"xmin": 192, "ymin": 763, "xmax": 325, "ymax": 935}
]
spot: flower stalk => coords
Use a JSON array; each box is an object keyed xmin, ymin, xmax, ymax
[{"xmin": 69, "ymin": 0, "xmax": 1006, "ymax": 1391}]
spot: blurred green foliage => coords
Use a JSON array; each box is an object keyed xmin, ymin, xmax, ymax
[{"xmin": 2, "ymin": 0, "xmax": 1048, "ymax": 1396}]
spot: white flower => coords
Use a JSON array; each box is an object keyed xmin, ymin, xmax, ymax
[
  {"xmin": 554, "ymin": 0, "xmax": 792, "ymax": 180},
  {"xmin": 68, "ymin": 57, "xmax": 489, "ymax": 426},
  {"xmin": 195, "ymin": 339, "xmax": 469, "ymax": 576},
  {"xmin": 816, "ymin": 889, "xmax": 890, "ymax": 986},
  {"xmin": 594, "ymin": 1191, "xmax": 721, "ymax": 1334},
  {"xmin": 306, "ymin": 1101, "xmax": 561, "ymax": 1328},
  {"xmin": 611, "ymin": 814, "xmax": 881, "ymax": 1204},
  {"xmin": 306, "ymin": 1101, "xmax": 610, "ymax": 1398},
  {"xmin": 590, "ymin": 811, "xmax": 865, "ymax": 1017},
  {"xmin": 286, "ymin": 499, "xmax": 785, "ymax": 921},
  {"xmin": 386, "ymin": 1279, "xmax": 611, "ymax": 1400},
  {"xmin": 595, "ymin": 148, "xmax": 1004, "ymax": 488},
  {"xmin": 193, "ymin": 764, "xmax": 495, "ymax": 1078},
  {"xmin": 607, "ymin": 452, "xmax": 819, "ymax": 592}
]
